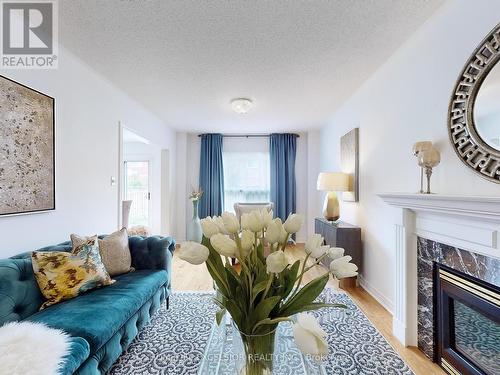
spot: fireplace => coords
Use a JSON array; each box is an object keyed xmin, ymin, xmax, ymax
[
  {"xmin": 436, "ymin": 264, "xmax": 500, "ymax": 375},
  {"xmin": 378, "ymin": 193, "xmax": 500, "ymax": 352},
  {"xmin": 417, "ymin": 238, "xmax": 500, "ymax": 361}
]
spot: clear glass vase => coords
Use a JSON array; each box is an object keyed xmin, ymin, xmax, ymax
[{"xmin": 232, "ymin": 322, "xmax": 278, "ymax": 375}]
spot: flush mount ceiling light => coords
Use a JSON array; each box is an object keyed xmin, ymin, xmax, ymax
[{"xmin": 230, "ymin": 98, "xmax": 253, "ymax": 114}]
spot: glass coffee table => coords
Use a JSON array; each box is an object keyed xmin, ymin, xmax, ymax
[{"xmin": 197, "ymin": 314, "xmax": 327, "ymax": 374}]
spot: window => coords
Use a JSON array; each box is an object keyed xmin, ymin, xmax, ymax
[
  {"xmin": 223, "ymin": 151, "xmax": 270, "ymax": 212},
  {"xmin": 124, "ymin": 160, "xmax": 151, "ymax": 226}
]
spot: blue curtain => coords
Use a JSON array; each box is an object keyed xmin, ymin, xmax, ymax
[
  {"xmin": 199, "ymin": 134, "xmax": 224, "ymax": 218},
  {"xmin": 270, "ymin": 133, "xmax": 298, "ymax": 221}
]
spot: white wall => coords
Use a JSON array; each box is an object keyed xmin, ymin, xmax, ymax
[
  {"xmin": 0, "ymin": 47, "xmax": 176, "ymax": 257},
  {"xmin": 175, "ymin": 132, "xmax": 200, "ymax": 242},
  {"xmin": 319, "ymin": 0, "xmax": 500, "ymax": 313},
  {"xmin": 175, "ymin": 132, "xmax": 317, "ymax": 242}
]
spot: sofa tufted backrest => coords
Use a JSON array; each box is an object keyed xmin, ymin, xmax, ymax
[
  {"xmin": 0, "ymin": 242, "xmax": 72, "ymax": 326},
  {"xmin": 0, "ymin": 257, "xmax": 45, "ymax": 324},
  {"xmin": 0, "ymin": 236, "xmax": 175, "ymax": 326}
]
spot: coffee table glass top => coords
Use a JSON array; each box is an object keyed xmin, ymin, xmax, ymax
[{"xmin": 197, "ymin": 315, "xmax": 327, "ymax": 374}]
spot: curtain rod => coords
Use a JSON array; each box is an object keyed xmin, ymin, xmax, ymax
[{"xmin": 197, "ymin": 133, "xmax": 300, "ymax": 138}]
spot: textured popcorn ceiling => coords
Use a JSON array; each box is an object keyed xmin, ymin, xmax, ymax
[{"xmin": 59, "ymin": 0, "xmax": 444, "ymax": 132}]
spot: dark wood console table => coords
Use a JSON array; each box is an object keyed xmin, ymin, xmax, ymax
[{"xmin": 314, "ymin": 218, "xmax": 362, "ymax": 287}]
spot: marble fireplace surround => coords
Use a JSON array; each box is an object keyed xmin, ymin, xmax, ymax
[
  {"xmin": 417, "ymin": 238, "xmax": 500, "ymax": 359},
  {"xmin": 378, "ymin": 193, "xmax": 500, "ymax": 348}
]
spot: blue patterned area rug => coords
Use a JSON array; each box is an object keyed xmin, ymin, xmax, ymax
[{"xmin": 109, "ymin": 289, "xmax": 414, "ymax": 374}]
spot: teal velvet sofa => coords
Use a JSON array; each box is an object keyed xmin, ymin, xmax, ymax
[{"xmin": 0, "ymin": 235, "xmax": 175, "ymax": 374}]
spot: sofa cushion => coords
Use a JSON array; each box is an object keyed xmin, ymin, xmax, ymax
[
  {"xmin": 75, "ymin": 286, "xmax": 167, "ymax": 375},
  {"xmin": 32, "ymin": 236, "xmax": 115, "ymax": 309},
  {"xmin": 71, "ymin": 229, "xmax": 133, "ymax": 277},
  {"xmin": 26, "ymin": 270, "xmax": 168, "ymax": 353}
]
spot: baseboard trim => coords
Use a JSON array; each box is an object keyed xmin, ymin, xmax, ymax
[{"xmin": 358, "ymin": 274, "xmax": 394, "ymax": 314}]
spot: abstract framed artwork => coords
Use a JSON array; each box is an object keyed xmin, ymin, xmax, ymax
[
  {"xmin": 341, "ymin": 127, "xmax": 359, "ymax": 202},
  {"xmin": 0, "ymin": 75, "xmax": 55, "ymax": 216}
]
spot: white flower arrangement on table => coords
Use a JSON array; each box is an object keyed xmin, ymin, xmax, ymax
[{"xmin": 178, "ymin": 208, "xmax": 358, "ymax": 372}]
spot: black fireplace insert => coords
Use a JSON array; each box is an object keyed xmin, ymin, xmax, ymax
[{"xmin": 435, "ymin": 264, "xmax": 500, "ymax": 375}]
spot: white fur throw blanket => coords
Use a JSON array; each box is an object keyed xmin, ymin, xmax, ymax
[{"xmin": 0, "ymin": 322, "xmax": 71, "ymax": 375}]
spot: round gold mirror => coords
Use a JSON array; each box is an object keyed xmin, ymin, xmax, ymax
[
  {"xmin": 474, "ymin": 62, "xmax": 500, "ymax": 151},
  {"xmin": 448, "ymin": 23, "xmax": 500, "ymax": 184}
]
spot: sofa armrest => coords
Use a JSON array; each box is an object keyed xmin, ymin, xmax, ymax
[{"xmin": 128, "ymin": 236, "xmax": 175, "ymax": 272}]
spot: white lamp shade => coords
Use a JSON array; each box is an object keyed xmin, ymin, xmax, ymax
[{"xmin": 317, "ymin": 172, "xmax": 349, "ymax": 192}]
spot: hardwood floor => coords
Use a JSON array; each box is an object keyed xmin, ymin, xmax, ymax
[{"xmin": 171, "ymin": 244, "xmax": 445, "ymax": 375}]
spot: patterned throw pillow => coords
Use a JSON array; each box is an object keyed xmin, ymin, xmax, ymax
[
  {"xmin": 70, "ymin": 228, "xmax": 133, "ymax": 276},
  {"xmin": 32, "ymin": 236, "xmax": 115, "ymax": 309}
]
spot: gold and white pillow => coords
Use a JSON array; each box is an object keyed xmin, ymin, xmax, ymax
[{"xmin": 32, "ymin": 236, "xmax": 115, "ymax": 309}]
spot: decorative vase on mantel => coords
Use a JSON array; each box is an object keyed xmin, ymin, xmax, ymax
[{"xmin": 186, "ymin": 190, "xmax": 203, "ymax": 243}]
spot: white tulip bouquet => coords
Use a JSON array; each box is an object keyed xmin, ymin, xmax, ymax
[{"xmin": 178, "ymin": 209, "xmax": 358, "ymax": 374}]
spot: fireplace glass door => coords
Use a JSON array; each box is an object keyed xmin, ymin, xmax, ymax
[
  {"xmin": 454, "ymin": 300, "xmax": 499, "ymax": 373},
  {"xmin": 436, "ymin": 265, "xmax": 500, "ymax": 375}
]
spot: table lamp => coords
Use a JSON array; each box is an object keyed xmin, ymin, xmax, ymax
[{"xmin": 317, "ymin": 172, "xmax": 350, "ymax": 221}]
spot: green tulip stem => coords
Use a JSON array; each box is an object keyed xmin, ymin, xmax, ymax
[
  {"xmin": 302, "ymin": 253, "xmax": 329, "ymax": 274},
  {"xmin": 239, "ymin": 257, "xmax": 251, "ymax": 275},
  {"xmin": 280, "ymin": 233, "xmax": 290, "ymax": 251},
  {"xmin": 254, "ymin": 233, "xmax": 259, "ymax": 264},
  {"xmin": 206, "ymin": 258, "xmax": 230, "ymax": 293},
  {"xmin": 261, "ymin": 274, "xmax": 274, "ymax": 303},
  {"xmin": 235, "ymin": 235, "xmax": 242, "ymax": 256},
  {"xmin": 291, "ymin": 252, "xmax": 310, "ymax": 295},
  {"xmin": 292, "ymin": 253, "xmax": 330, "ymax": 296}
]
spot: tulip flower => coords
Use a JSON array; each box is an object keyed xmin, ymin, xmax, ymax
[
  {"xmin": 276, "ymin": 219, "xmax": 289, "ymax": 244},
  {"xmin": 222, "ymin": 212, "xmax": 239, "ymax": 234},
  {"xmin": 240, "ymin": 229, "xmax": 255, "ymax": 257},
  {"xmin": 266, "ymin": 250, "xmax": 289, "ymax": 273},
  {"xmin": 178, "ymin": 242, "xmax": 209, "ymax": 265},
  {"xmin": 310, "ymin": 245, "xmax": 330, "ymax": 259},
  {"xmin": 292, "ymin": 313, "xmax": 328, "ymax": 358},
  {"xmin": 260, "ymin": 208, "xmax": 274, "ymax": 228},
  {"xmin": 327, "ymin": 247, "xmax": 345, "ymax": 260},
  {"xmin": 284, "ymin": 214, "xmax": 303, "ymax": 234},
  {"xmin": 200, "ymin": 217, "xmax": 219, "ymax": 238},
  {"xmin": 210, "ymin": 233, "xmax": 238, "ymax": 258},
  {"xmin": 241, "ymin": 211, "xmax": 264, "ymax": 233},
  {"xmin": 305, "ymin": 234, "xmax": 325, "ymax": 258},
  {"xmin": 330, "ymin": 255, "xmax": 358, "ymax": 279},
  {"xmin": 213, "ymin": 216, "xmax": 228, "ymax": 235},
  {"xmin": 265, "ymin": 220, "xmax": 281, "ymax": 244}
]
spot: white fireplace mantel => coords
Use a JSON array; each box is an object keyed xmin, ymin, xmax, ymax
[{"xmin": 378, "ymin": 192, "xmax": 500, "ymax": 347}]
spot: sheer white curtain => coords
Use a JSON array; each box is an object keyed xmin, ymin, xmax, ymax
[{"xmin": 222, "ymin": 138, "xmax": 270, "ymax": 213}]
